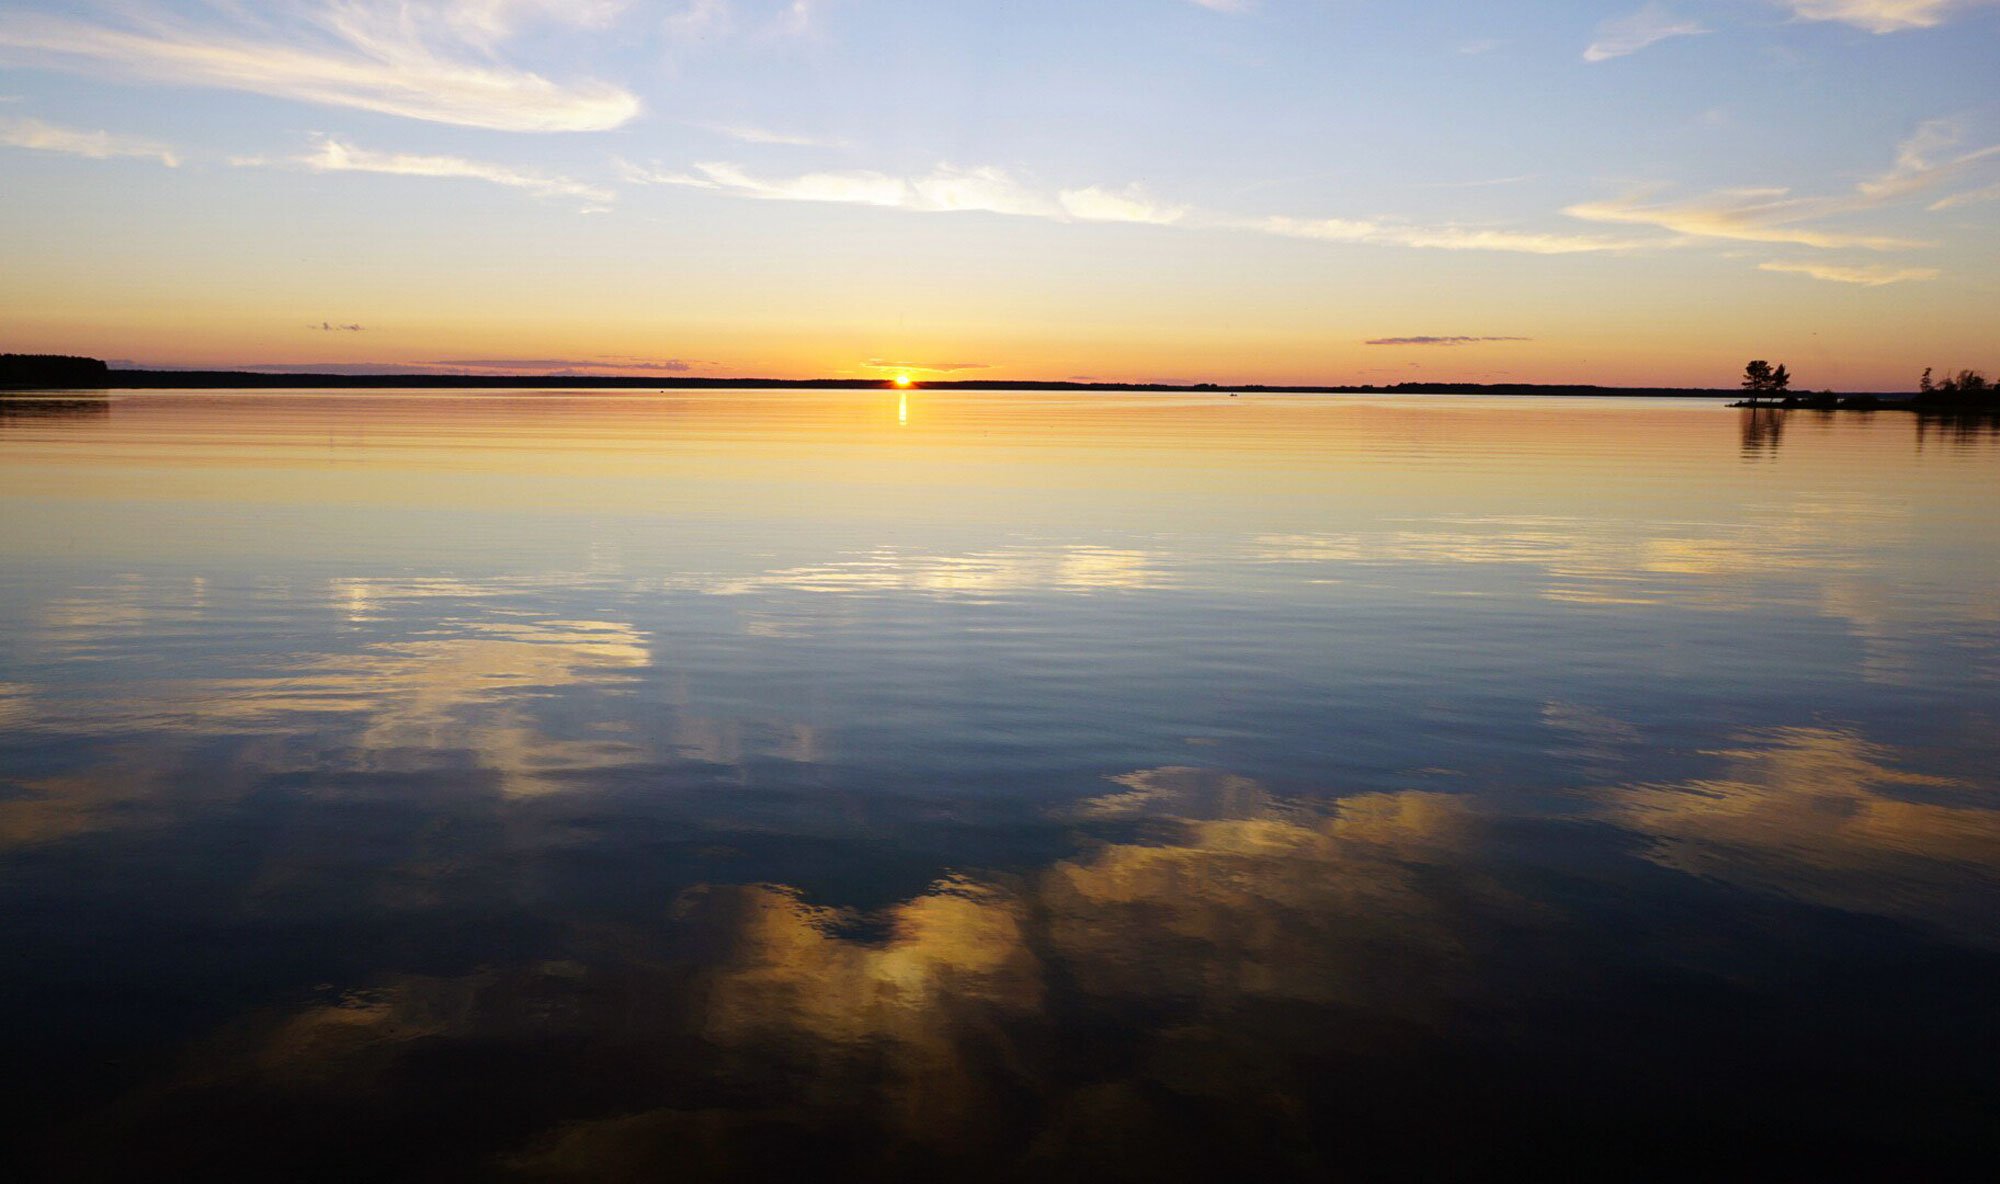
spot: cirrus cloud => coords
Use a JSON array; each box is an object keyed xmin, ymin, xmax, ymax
[
  {"xmin": 0, "ymin": 3, "xmax": 639, "ymax": 133},
  {"xmin": 428, "ymin": 357, "xmax": 695, "ymax": 372},
  {"xmin": 1365, "ymin": 336, "xmax": 1532, "ymax": 346},
  {"xmin": 1757, "ymin": 261, "xmax": 1939, "ymax": 285},
  {"xmin": 1058, "ymin": 184, "xmax": 1188, "ymax": 225},
  {"xmin": 627, "ymin": 159, "xmax": 1654, "ymax": 254},
  {"xmin": 1781, "ymin": 1, "xmax": 1997, "ymax": 33},
  {"xmin": 866, "ymin": 359, "xmax": 990, "ymax": 373},
  {"xmin": 1255, "ymin": 215, "xmax": 1650, "ymax": 254},
  {"xmin": 1929, "ymin": 180, "xmax": 2000, "ymax": 209},
  {"xmin": 1565, "ymin": 121, "xmax": 1999, "ymax": 252},
  {"xmin": 695, "ymin": 121, "xmax": 849, "ymax": 149},
  {"xmin": 247, "ymin": 135, "xmax": 614, "ymax": 207},
  {"xmin": 1584, "ymin": 4, "xmax": 1710, "ymax": 62},
  {"xmin": 0, "ymin": 114, "xmax": 178, "ymax": 166},
  {"xmin": 1564, "ymin": 190, "xmax": 1931, "ymax": 250}
]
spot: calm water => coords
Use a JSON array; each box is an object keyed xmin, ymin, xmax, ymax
[{"xmin": 2, "ymin": 391, "xmax": 1996, "ymax": 1180}]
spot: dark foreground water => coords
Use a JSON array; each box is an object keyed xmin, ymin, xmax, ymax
[{"xmin": 1, "ymin": 391, "xmax": 1996, "ymax": 1180}]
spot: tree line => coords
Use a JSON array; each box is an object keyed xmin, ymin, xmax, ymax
[
  {"xmin": 1921, "ymin": 367, "xmax": 1989, "ymax": 395},
  {"xmin": 1914, "ymin": 366, "xmax": 1996, "ymax": 410},
  {"xmin": 0, "ymin": 354, "xmax": 110, "ymax": 389},
  {"xmin": 1742, "ymin": 358, "xmax": 1997, "ymax": 410}
]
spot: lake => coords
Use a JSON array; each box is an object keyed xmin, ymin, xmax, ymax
[{"xmin": 2, "ymin": 390, "xmax": 1996, "ymax": 1180}]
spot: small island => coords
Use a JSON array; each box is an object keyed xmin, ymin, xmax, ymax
[{"xmin": 1729, "ymin": 359, "xmax": 1999, "ymax": 414}]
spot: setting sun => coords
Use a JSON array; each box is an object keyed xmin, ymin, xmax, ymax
[{"xmin": 893, "ymin": 374, "xmax": 914, "ymax": 388}]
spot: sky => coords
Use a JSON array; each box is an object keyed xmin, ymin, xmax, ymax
[{"xmin": 1, "ymin": 0, "xmax": 1996, "ymax": 389}]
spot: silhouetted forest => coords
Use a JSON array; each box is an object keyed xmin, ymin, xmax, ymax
[
  {"xmin": 1914, "ymin": 367, "xmax": 2000, "ymax": 412},
  {"xmin": 7, "ymin": 353, "xmax": 1976, "ymax": 403},
  {"xmin": 0, "ymin": 355, "xmax": 1889, "ymax": 398},
  {"xmin": 0, "ymin": 354, "xmax": 109, "ymax": 389}
]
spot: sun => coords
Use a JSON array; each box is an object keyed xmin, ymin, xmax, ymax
[{"xmin": 893, "ymin": 373, "xmax": 914, "ymax": 388}]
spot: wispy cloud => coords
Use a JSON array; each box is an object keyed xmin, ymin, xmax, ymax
[
  {"xmin": 1415, "ymin": 174, "xmax": 1539, "ymax": 189},
  {"xmin": 663, "ymin": 0, "xmax": 826, "ymax": 43},
  {"xmin": 1566, "ymin": 121, "xmax": 1997, "ymax": 250},
  {"xmin": 905, "ymin": 165, "xmax": 1055, "ymax": 216},
  {"xmin": 1757, "ymin": 261, "xmax": 1940, "ymax": 285},
  {"xmin": 628, "ymin": 160, "xmax": 1058, "ymax": 216},
  {"xmin": 770, "ymin": 0, "xmax": 820, "ymax": 37},
  {"xmin": 866, "ymin": 359, "xmax": 989, "ymax": 373},
  {"xmin": 442, "ymin": 1, "xmax": 631, "ymax": 45},
  {"xmin": 1365, "ymin": 336, "xmax": 1532, "ymax": 346},
  {"xmin": 429, "ymin": 357, "xmax": 695, "ymax": 372},
  {"xmin": 1864, "ymin": 121, "xmax": 2000, "ymax": 201},
  {"xmin": 227, "ymin": 362, "xmax": 427, "ymax": 375},
  {"xmin": 1058, "ymin": 184, "xmax": 1188, "ymax": 225},
  {"xmin": 218, "ymin": 357, "xmax": 700, "ymax": 375},
  {"xmin": 1565, "ymin": 189, "xmax": 1929, "ymax": 249},
  {"xmin": 697, "ymin": 121, "xmax": 848, "ymax": 148},
  {"xmin": 664, "ymin": 0, "xmax": 731, "ymax": 41},
  {"xmin": 628, "ymin": 159, "xmax": 1650, "ymax": 254},
  {"xmin": 1585, "ymin": 4, "xmax": 1709, "ymax": 61},
  {"xmin": 664, "ymin": 0, "xmax": 736, "ymax": 44},
  {"xmin": 0, "ymin": 3, "xmax": 639, "ymax": 132},
  {"xmin": 1780, "ymin": 1, "xmax": 1996, "ymax": 33},
  {"xmin": 1254, "ymin": 216, "xmax": 1649, "ymax": 254},
  {"xmin": 1930, "ymin": 179, "xmax": 2000, "ymax": 209},
  {"xmin": 0, "ymin": 114, "xmax": 178, "ymax": 166},
  {"xmin": 251, "ymin": 136, "xmax": 614, "ymax": 207},
  {"xmin": 309, "ymin": 321, "xmax": 365, "ymax": 331}
]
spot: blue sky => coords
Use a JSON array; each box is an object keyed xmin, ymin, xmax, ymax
[{"xmin": 2, "ymin": 1, "xmax": 1996, "ymax": 385}]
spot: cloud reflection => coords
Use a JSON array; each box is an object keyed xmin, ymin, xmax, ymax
[
  {"xmin": 1254, "ymin": 500, "xmax": 1892, "ymax": 593},
  {"xmin": 1044, "ymin": 769, "xmax": 1495, "ymax": 1013},
  {"xmin": 1600, "ymin": 727, "xmax": 2000, "ymax": 943},
  {"xmin": 0, "ymin": 614, "xmax": 654, "ymax": 847},
  {"xmin": 695, "ymin": 545, "xmax": 1171, "ymax": 597},
  {"xmin": 1249, "ymin": 500, "xmax": 2000, "ymax": 673},
  {"xmin": 327, "ymin": 576, "xmax": 510, "ymax": 622},
  {"xmin": 108, "ymin": 768, "xmax": 1502, "ymax": 1172},
  {"xmin": 40, "ymin": 733, "xmax": 2000, "ymax": 1175},
  {"xmin": 0, "ymin": 756, "xmax": 174, "ymax": 846},
  {"xmin": 0, "ymin": 681, "xmax": 29, "ymax": 728},
  {"xmin": 213, "ymin": 618, "xmax": 651, "ymax": 798}
]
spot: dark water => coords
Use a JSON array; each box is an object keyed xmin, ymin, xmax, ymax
[{"xmin": 2, "ymin": 391, "xmax": 1996, "ymax": 1180}]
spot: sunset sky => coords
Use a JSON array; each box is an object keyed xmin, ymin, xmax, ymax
[{"xmin": 2, "ymin": 1, "xmax": 1996, "ymax": 388}]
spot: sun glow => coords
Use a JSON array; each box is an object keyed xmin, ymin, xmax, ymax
[{"xmin": 893, "ymin": 374, "xmax": 914, "ymax": 388}]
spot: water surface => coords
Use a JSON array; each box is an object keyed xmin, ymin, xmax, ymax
[{"xmin": 2, "ymin": 391, "xmax": 1996, "ymax": 1179}]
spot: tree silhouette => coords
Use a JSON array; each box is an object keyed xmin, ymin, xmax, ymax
[
  {"xmin": 1914, "ymin": 365, "xmax": 1998, "ymax": 412},
  {"xmin": 1741, "ymin": 359, "xmax": 1791, "ymax": 403}
]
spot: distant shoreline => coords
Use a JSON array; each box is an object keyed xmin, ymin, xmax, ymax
[
  {"xmin": 0, "ymin": 354, "xmax": 1929, "ymax": 399},
  {"xmin": 2, "ymin": 368, "xmax": 1912, "ymax": 400}
]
